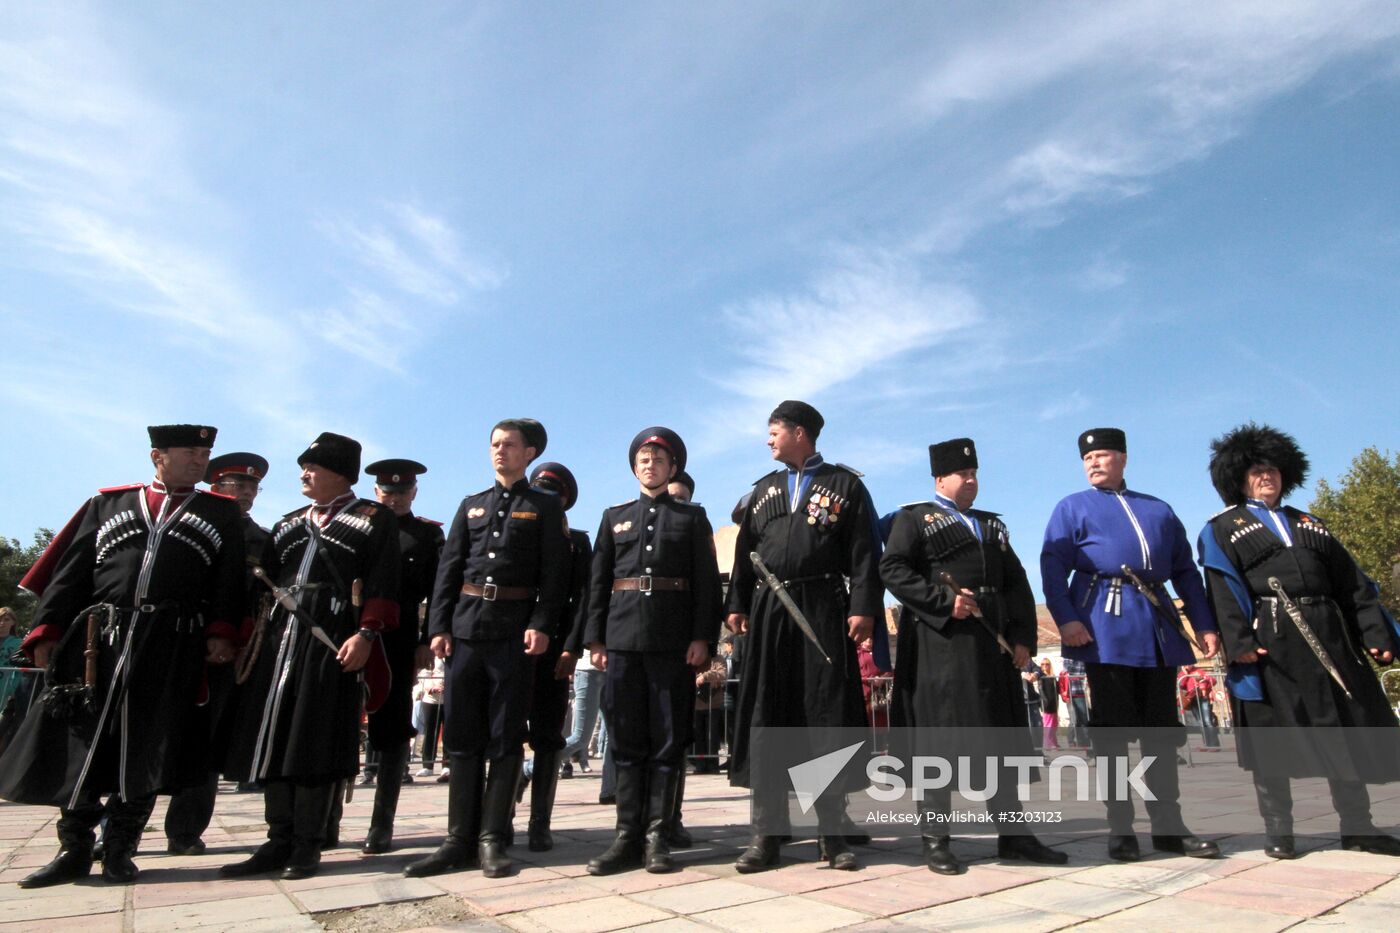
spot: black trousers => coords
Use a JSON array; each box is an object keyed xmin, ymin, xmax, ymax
[
  {"xmin": 1084, "ymin": 662, "xmax": 1188, "ymax": 835},
  {"xmin": 526, "ymin": 651, "xmax": 570, "ymax": 754},
  {"xmin": 420, "ymin": 704, "xmax": 442, "ymax": 767},
  {"xmin": 442, "ymin": 637, "xmax": 534, "ymax": 760},
  {"xmin": 603, "ymin": 650, "xmax": 692, "ymax": 774}
]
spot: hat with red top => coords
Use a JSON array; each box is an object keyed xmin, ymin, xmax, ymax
[{"xmin": 205, "ymin": 452, "xmax": 268, "ymax": 484}]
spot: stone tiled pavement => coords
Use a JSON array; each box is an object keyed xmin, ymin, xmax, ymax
[{"xmin": 3, "ymin": 760, "xmax": 1399, "ymax": 932}]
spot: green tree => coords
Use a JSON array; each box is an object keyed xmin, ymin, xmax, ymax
[{"xmin": 0, "ymin": 529, "xmax": 54, "ymax": 634}]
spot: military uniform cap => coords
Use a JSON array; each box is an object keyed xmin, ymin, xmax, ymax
[
  {"xmin": 1078, "ymin": 427, "xmax": 1126, "ymax": 457},
  {"xmin": 493, "ymin": 418, "xmax": 547, "ymax": 461},
  {"xmin": 929, "ymin": 437, "xmax": 977, "ymax": 477},
  {"xmin": 530, "ymin": 461, "xmax": 579, "ymax": 511},
  {"xmin": 769, "ymin": 400, "xmax": 824, "ymax": 439},
  {"xmin": 629, "ymin": 426, "xmax": 687, "ymax": 473},
  {"xmin": 148, "ymin": 424, "xmax": 216, "ymax": 448},
  {"xmin": 365, "ymin": 458, "xmax": 427, "ymax": 492},
  {"xmin": 297, "ymin": 431, "xmax": 362, "ymax": 483},
  {"xmin": 206, "ymin": 451, "xmax": 268, "ymax": 484}
]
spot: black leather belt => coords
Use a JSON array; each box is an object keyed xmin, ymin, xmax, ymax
[{"xmin": 613, "ymin": 576, "xmax": 689, "ymax": 593}]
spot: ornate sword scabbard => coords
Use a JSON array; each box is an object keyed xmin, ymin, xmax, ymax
[{"xmin": 1267, "ymin": 576, "xmax": 1352, "ymax": 700}]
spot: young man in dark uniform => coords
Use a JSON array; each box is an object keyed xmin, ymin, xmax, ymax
[
  {"xmin": 585, "ymin": 427, "xmax": 722, "ymax": 875},
  {"xmin": 1, "ymin": 424, "xmax": 246, "ymax": 888},
  {"xmin": 406, "ymin": 419, "xmax": 568, "ymax": 879},
  {"xmin": 727, "ymin": 401, "xmax": 887, "ymax": 873},
  {"xmin": 358, "ymin": 458, "xmax": 445, "ymax": 854},
  {"xmin": 222, "ymin": 432, "xmax": 400, "ymax": 880},
  {"xmin": 880, "ymin": 438, "xmax": 1068, "ymax": 874},
  {"xmin": 164, "ymin": 451, "xmax": 271, "ymax": 856},
  {"xmin": 516, "ymin": 460, "xmax": 592, "ymax": 851}
]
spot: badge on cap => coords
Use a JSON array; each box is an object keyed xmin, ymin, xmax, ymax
[
  {"xmin": 200, "ymin": 428, "xmax": 209, "ymax": 439},
  {"xmin": 1084, "ymin": 435, "xmax": 1093, "ymax": 445},
  {"xmin": 963, "ymin": 446, "xmax": 970, "ymax": 456}
]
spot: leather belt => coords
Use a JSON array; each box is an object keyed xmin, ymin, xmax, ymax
[
  {"xmin": 757, "ymin": 571, "xmax": 843, "ymax": 590},
  {"xmin": 461, "ymin": 582, "xmax": 537, "ymax": 602},
  {"xmin": 613, "ymin": 576, "xmax": 689, "ymax": 593},
  {"xmin": 1262, "ymin": 595, "xmax": 1333, "ymax": 607}
]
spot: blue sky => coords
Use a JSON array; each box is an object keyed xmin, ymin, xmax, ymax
[{"xmin": 4, "ymin": 2, "xmax": 1399, "ymax": 596}]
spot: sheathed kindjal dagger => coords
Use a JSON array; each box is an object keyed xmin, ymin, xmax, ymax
[
  {"xmin": 749, "ymin": 551, "xmax": 833, "ymax": 665},
  {"xmin": 938, "ymin": 571, "xmax": 1016, "ymax": 659},
  {"xmin": 250, "ymin": 565, "xmax": 340, "ymax": 654},
  {"xmin": 1267, "ymin": 576, "xmax": 1353, "ymax": 700}
]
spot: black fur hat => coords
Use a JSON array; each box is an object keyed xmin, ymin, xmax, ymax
[{"xmin": 1208, "ymin": 422, "xmax": 1310, "ymax": 506}]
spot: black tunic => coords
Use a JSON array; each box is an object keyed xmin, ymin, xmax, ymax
[
  {"xmin": 880, "ymin": 502, "xmax": 1037, "ymax": 735},
  {"xmin": 727, "ymin": 462, "xmax": 883, "ymax": 789},
  {"xmin": 226, "ymin": 497, "xmax": 400, "ymax": 783},
  {"xmin": 585, "ymin": 490, "xmax": 723, "ymax": 652},
  {"xmin": 0, "ymin": 485, "xmax": 245, "ymax": 807},
  {"xmin": 1203, "ymin": 504, "xmax": 1400, "ymax": 781},
  {"xmin": 367, "ymin": 513, "xmax": 444, "ymax": 750}
]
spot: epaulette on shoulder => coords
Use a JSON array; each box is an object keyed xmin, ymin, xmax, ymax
[
  {"xmin": 971, "ymin": 508, "xmax": 1003, "ymax": 519},
  {"xmin": 416, "ymin": 516, "xmax": 444, "ymax": 527},
  {"xmin": 607, "ymin": 499, "xmax": 636, "ymax": 511},
  {"xmin": 833, "ymin": 462, "xmax": 864, "ymax": 477},
  {"xmin": 1291, "ymin": 507, "xmax": 1326, "ymax": 527},
  {"xmin": 98, "ymin": 482, "xmax": 144, "ymax": 495},
  {"xmin": 354, "ymin": 498, "xmax": 384, "ymax": 516},
  {"xmin": 1207, "ymin": 505, "xmax": 1240, "ymax": 523},
  {"xmin": 283, "ymin": 505, "xmax": 309, "ymax": 519},
  {"xmin": 900, "ymin": 500, "xmax": 934, "ymax": 511},
  {"xmin": 673, "ymin": 498, "xmax": 703, "ymax": 510}
]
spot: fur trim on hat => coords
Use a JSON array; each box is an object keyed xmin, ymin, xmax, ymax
[{"xmin": 1208, "ymin": 422, "xmax": 1309, "ymax": 506}]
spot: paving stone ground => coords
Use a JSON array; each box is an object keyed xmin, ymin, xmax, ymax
[{"xmin": 3, "ymin": 755, "xmax": 1399, "ymax": 932}]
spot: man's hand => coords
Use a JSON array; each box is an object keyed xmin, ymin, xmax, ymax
[
  {"xmin": 590, "ymin": 645, "xmax": 608, "ymax": 671},
  {"xmin": 31, "ymin": 641, "xmax": 54, "ymax": 669},
  {"xmin": 686, "ymin": 639, "xmax": 709, "ymax": 668},
  {"xmin": 1234, "ymin": 646, "xmax": 1268, "ymax": 664},
  {"xmin": 847, "ymin": 615, "xmax": 874, "ymax": 641},
  {"xmin": 414, "ymin": 644, "xmax": 434, "ymax": 675},
  {"xmin": 951, "ymin": 589, "xmax": 978, "ymax": 619},
  {"xmin": 523, "ymin": 629, "xmax": 549, "ymax": 656},
  {"xmin": 1369, "ymin": 646, "xmax": 1395, "ymax": 664},
  {"xmin": 338, "ymin": 633, "xmax": 371, "ymax": 672},
  {"xmin": 205, "ymin": 636, "xmax": 236, "ymax": 665},
  {"xmin": 431, "ymin": 633, "xmax": 452, "ymax": 660},
  {"xmin": 1012, "ymin": 644, "xmax": 1031, "ymax": 670},
  {"xmin": 1060, "ymin": 620, "xmax": 1093, "ymax": 648},
  {"xmin": 727, "ymin": 613, "xmax": 748, "ymax": 635},
  {"xmin": 1199, "ymin": 631, "xmax": 1221, "ymax": 660},
  {"xmin": 555, "ymin": 650, "xmax": 578, "ymax": 680}
]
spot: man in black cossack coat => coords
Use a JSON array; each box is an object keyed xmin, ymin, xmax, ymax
[
  {"xmin": 406, "ymin": 419, "xmax": 568, "ymax": 880},
  {"xmin": 1, "ymin": 424, "xmax": 246, "ymax": 889},
  {"xmin": 222, "ymin": 432, "xmax": 400, "ymax": 881},
  {"xmin": 880, "ymin": 438, "xmax": 1069, "ymax": 875},
  {"xmin": 584, "ymin": 428, "xmax": 722, "ymax": 876}
]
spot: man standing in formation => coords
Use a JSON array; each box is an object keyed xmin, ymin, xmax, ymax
[
  {"xmin": 222, "ymin": 432, "xmax": 400, "ymax": 880},
  {"xmin": 517, "ymin": 460, "xmax": 592, "ymax": 851},
  {"xmin": 1, "ymin": 425, "xmax": 246, "ymax": 888},
  {"xmin": 727, "ymin": 401, "xmax": 886, "ymax": 873},
  {"xmin": 164, "ymin": 451, "xmax": 271, "ymax": 856},
  {"xmin": 880, "ymin": 438, "xmax": 1068, "ymax": 874},
  {"xmin": 359, "ymin": 458, "xmax": 445, "ymax": 854},
  {"xmin": 1041, "ymin": 428, "xmax": 1221, "ymax": 862},
  {"xmin": 584, "ymin": 428, "xmax": 721, "ymax": 875},
  {"xmin": 407, "ymin": 419, "xmax": 567, "ymax": 880}
]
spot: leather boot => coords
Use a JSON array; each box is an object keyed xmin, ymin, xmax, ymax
[
  {"xmin": 666, "ymin": 767, "xmax": 693, "ymax": 848},
  {"xmin": 527, "ymin": 750, "xmax": 560, "ymax": 852},
  {"xmin": 221, "ymin": 781, "xmax": 295, "ymax": 876},
  {"xmin": 283, "ymin": 783, "xmax": 335, "ymax": 879},
  {"xmin": 998, "ymin": 834, "xmax": 1069, "ymax": 865},
  {"xmin": 644, "ymin": 768, "xmax": 677, "ymax": 874},
  {"xmin": 20, "ymin": 810, "xmax": 97, "ymax": 889},
  {"xmin": 815, "ymin": 795, "xmax": 858, "ymax": 870},
  {"xmin": 921, "ymin": 835, "xmax": 963, "ymax": 875},
  {"xmin": 1333, "ymin": 778, "xmax": 1400, "ymax": 855},
  {"xmin": 1254, "ymin": 774, "xmax": 1296, "ymax": 859},
  {"xmin": 363, "ymin": 742, "xmax": 410, "ymax": 854},
  {"xmin": 322, "ymin": 781, "xmax": 344, "ymax": 850},
  {"xmin": 406, "ymin": 754, "xmax": 484, "ymax": 877},
  {"xmin": 100, "ymin": 796, "xmax": 154, "ymax": 884},
  {"xmin": 587, "ymin": 766, "xmax": 645, "ymax": 875},
  {"xmin": 479, "ymin": 755, "xmax": 520, "ymax": 878}
]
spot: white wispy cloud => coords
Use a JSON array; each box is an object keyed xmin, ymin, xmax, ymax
[{"xmin": 1038, "ymin": 391, "xmax": 1091, "ymax": 423}]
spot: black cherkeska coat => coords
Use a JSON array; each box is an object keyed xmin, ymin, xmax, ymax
[
  {"xmin": 0, "ymin": 485, "xmax": 245, "ymax": 808},
  {"xmin": 1203, "ymin": 504, "xmax": 1400, "ymax": 781},
  {"xmin": 367, "ymin": 512, "xmax": 444, "ymax": 750},
  {"xmin": 226, "ymin": 496, "xmax": 400, "ymax": 784},
  {"xmin": 726, "ymin": 462, "xmax": 883, "ymax": 790},
  {"xmin": 880, "ymin": 501, "xmax": 1038, "ymax": 734}
]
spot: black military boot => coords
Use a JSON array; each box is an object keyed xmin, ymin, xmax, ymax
[
  {"xmin": 363, "ymin": 742, "xmax": 410, "ymax": 854},
  {"xmin": 921, "ymin": 834, "xmax": 963, "ymax": 875},
  {"xmin": 815, "ymin": 796, "xmax": 858, "ymax": 870},
  {"xmin": 1253, "ymin": 774, "xmax": 1296, "ymax": 859},
  {"xmin": 734, "ymin": 835, "xmax": 782, "ymax": 873},
  {"xmin": 1334, "ymin": 778, "xmax": 1400, "ymax": 856},
  {"xmin": 99, "ymin": 796, "xmax": 154, "ymax": 884},
  {"xmin": 527, "ymin": 750, "xmax": 560, "ymax": 851},
  {"xmin": 587, "ymin": 766, "xmax": 646, "ymax": 875},
  {"xmin": 666, "ymin": 768, "xmax": 693, "ymax": 848},
  {"xmin": 405, "ymin": 755, "xmax": 484, "ymax": 877},
  {"xmin": 283, "ymin": 783, "xmax": 335, "ymax": 880},
  {"xmin": 221, "ymin": 781, "xmax": 295, "ymax": 876},
  {"xmin": 320, "ymin": 780, "xmax": 344, "ymax": 850},
  {"xmin": 644, "ymin": 768, "xmax": 677, "ymax": 874},
  {"xmin": 479, "ymin": 755, "xmax": 520, "ymax": 878},
  {"xmin": 19, "ymin": 810, "xmax": 98, "ymax": 889},
  {"xmin": 998, "ymin": 833, "xmax": 1069, "ymax": 865}
]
